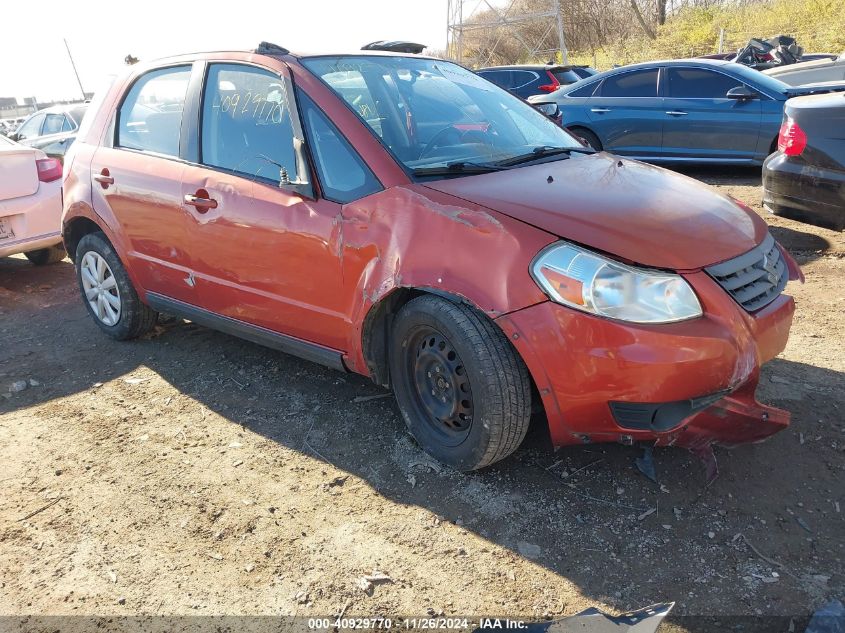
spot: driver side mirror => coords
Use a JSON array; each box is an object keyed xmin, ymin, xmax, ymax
[{"xmin": 726, "ymin": 85, "xmax": 759, "ymax": 100}]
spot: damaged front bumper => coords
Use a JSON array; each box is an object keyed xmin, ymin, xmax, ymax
[{"xmin": 496, "ymin": 267, "xmax": 798, "ymax": 453}]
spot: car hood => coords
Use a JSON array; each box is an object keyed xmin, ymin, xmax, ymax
[{"xmin": 423, "ymin": 153, "xmax": 768, "ymax": 270}]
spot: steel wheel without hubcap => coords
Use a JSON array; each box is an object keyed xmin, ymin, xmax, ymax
[
  {"xmin": 405, "ymin": 326, "xmax": 474, "ymax": 447},
  {"xmin": 80, "ymin": 251, "xmax": 121, "ymax": 326}
]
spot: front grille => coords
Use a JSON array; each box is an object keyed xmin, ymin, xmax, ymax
[{"xmin": 705, "ymin": 232, "xmax": 788, "ymax": 312}]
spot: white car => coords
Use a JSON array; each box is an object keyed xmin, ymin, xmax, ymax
[
  {"xmin": 764, "ymin": 51, "xmax": 845, "ymax": 86},
  {"xmin": 0, "ymin": 135, "xmax": 65, "ymax": 264}
]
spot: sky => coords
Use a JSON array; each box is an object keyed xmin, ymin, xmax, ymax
[{"xmin": 0, "ymin": 0, "xmax": 451, "ymax": 102}]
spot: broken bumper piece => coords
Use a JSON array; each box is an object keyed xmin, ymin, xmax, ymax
[{"xmin": 655, "ymin": 381, "xmax": 790, "ymax": 451}]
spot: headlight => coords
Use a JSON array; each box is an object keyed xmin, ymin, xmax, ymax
[{"xmin": 531, "ymin": 242, "xmax": 702, "ymax": 324}]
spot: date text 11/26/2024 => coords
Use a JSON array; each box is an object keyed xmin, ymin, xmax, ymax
[{"xmin": 306, "ymin": 617, "xmax": 526, "ymax": 630}]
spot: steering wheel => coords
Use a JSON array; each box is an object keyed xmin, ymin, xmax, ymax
[{"xmin": 418, "ymin": 126, "xmax": 463, "ymax": 160}]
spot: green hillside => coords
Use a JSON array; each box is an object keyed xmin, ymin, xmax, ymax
[{"xmin": 567, "ymin": 0, "xmax": 845, "ymax": 69}]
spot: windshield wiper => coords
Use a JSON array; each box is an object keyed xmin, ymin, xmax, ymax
[
  {"xmin": 412, "ymin": 161, "xmax": 503, "ymax": 177},
  {"xmin": 495, "ymin": 145, "xmax": 595, "ymax": 167}
]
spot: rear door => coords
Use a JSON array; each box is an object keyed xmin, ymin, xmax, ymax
[
  {"xmin": 586, "ymin": 68, "xmax": 664, "ymax": 156},
  {"xmin": 90, "ymin": 63, "xmax": 197, "ymax": 303},
  {"xmin": 661, "ymin": 66, "xmax": 762, "ymax": 161}
]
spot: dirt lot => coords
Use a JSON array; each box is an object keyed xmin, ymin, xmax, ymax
[{"xmin": 1, "ymin": 167, "xmax": 843, "ymax": 629}]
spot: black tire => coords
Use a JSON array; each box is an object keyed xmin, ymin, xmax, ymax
[
  {"xmin": 571, "ymin": 127, "xmax": 602, "ymax": 151},
  {"xmin": 24, "ymin": 245, "xmax": 66, "ymax": 265},
  {"xmin": 389, "ymin": 295, "xmax": 532, "ymax": 471},
  {"xmin": 75, "ymin": 232, "xmax": 157, "ymax": 340}
]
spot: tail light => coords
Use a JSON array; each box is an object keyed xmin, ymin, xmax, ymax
[
  {"xmin": 36, "ymin": 157, "xmax": 63, "ymax": 183},
  {"xmin": 777, "ymin": 118, "xmax": 807, "ymax": 156},
  {"xmin": 538, "ymin": 70, "xmax": 561, "ymax": 93}
]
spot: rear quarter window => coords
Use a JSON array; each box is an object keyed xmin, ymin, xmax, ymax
[
  {"xmin": 117, "ymin": 66, "xmax": 192, "ymax": 157},
  {"xmin": 567, "ymin": 81, "xmax": 599, "ymax": 98}
]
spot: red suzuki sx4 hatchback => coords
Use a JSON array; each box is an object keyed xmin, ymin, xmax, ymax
[{"xmin": 61, "ymin": 44, "xmax": 802, "ymax": 471}]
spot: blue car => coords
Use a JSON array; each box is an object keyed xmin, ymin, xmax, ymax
[{"xmin": 528, "ymin": 59, "xmax": 845, "ymax": 165}]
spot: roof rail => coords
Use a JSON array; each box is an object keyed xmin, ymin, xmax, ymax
[
  {"xmin": 361, "ymin": 41, "xmax": 426, "ymax": 54},
  {"xmin": 255, "ymin": 42, "xmax": 290, "ymax": 55}
]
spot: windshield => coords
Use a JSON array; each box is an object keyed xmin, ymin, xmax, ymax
[{"xmin": 301, "ymin": 55, "xmax": 582, "ymax": 173}]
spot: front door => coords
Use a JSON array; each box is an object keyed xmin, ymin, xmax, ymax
[
  {"xmin": 90, "ymin": 64, "xmax": 196, "ymax": 303},
  {"xmin": 586, "ymin": 67, "xmax": 664, "ymax": 157},
  {"xmin": 661, "ymin": 66, "xmax": 762, "ymax": 161},
  {"xmin": 180, "ymin": 62, "xmax": 354, "ymax": 350}
]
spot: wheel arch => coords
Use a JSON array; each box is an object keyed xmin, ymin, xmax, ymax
[
  {"xmin": 63, "ymin": 215, "xmax": 108, "ymax": 264},
  {"xmin": 361, "ymin": 287, "xmax": 467, "ymax": 388},
  {"xmin": 361, "ymin": 287, "xmax": 543, "ymax": 419},
  {"xmin": 566, "ymin": 124, "xmax": 602, "ymax": 150}
]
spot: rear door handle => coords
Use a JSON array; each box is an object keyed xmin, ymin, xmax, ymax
[
  {"xmin": 184, "ymin": 193, "xmax": 218, "ymax": 212},
  {"xmin": 591, "ymin": 107, "xmax": 611, "ymax": 113},
  {"xmin": 666, "ymin": 111, "xmax": 688, "ymax": 116},
  {"xmin": 93, "ymin": 169, "xmax": 114, "ymax": 186}
]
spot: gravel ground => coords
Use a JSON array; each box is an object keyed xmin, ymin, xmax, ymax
[{"xmin": 0, "ymin": 168, "xmax": 843, "ymax": 630}]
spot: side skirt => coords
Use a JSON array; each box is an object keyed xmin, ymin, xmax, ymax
[{"xmin": 146, "ymin": 292, "xmax": 347, "ymax": 372}]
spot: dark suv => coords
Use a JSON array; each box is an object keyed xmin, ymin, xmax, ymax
[{"xmin": 477, "ymin": 64, "xmax": 597, "ymax": 99}]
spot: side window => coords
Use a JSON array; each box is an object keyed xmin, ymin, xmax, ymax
[
  {"xmin": 117, "ymin": 66, "xmax": 191, "ymax": 157},
  {"xmin": 43, "ymin": 114, "xmax": 65, "ymax": 135},
  {"xmin": 201, "ymin": 63, "xmax": 297, "ymax": 182},
  {"xmin": 511, "ymin": 71, "xmax": 538, "ymax": 89},
  {"xmin": 668, "ymin": 68, "xmax": 743, "ymax": 98},
  {"xmin": 599, "ymin": 69, "xmax": 659, "ymax": 97},
  {"xmin": 298, "ymin": 91, "xmax": 382, "ymax": 203},
  {"xmin": 479, "ymin": 70, "xmax": 512, "ymax": 90},
  {"xmin": 568, "ymin": 81, "xmax": 599, "ymax": 98},
  {"xmin": 61, "ymin": 116, "xmax": 74, "ymax": 132},
  {"xmin": 15, "ymin": 113, "xmax": 44, "ymax": 140}
]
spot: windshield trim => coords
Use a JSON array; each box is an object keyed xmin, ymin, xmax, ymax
[{"xmin": 299, "ymin": 54, "xmax": 584, "ymax": 182}]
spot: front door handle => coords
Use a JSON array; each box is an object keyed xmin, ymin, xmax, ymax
[
  {"xmin": 591, "ymin": 107, "xmax": 611, "ymax": 113},
  {"xmin": 666, "ymin": 110, "xmax": 689, "ymax": 116},
  {"xmin": 184, "ymin": 190, "xmax": 218, "ymax": 212}
]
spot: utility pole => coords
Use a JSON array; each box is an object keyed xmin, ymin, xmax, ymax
[
  {"xmin": 63, "ymin": 38, "xmax": 87, "ymax": 101},
  {"xmin": 555, "ymin": 0, "xmax": 569, "ymax": 64},
  {"xmin": 447, "ymin": 0, "xmax": 568, "ymax": 67}
]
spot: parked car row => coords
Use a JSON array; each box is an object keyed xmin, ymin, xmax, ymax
[
  {"xmin": 0, "ymin": 117, "xmax": 26, "ymax": 136},
  {"xmin": 477, "ymin": 63, "xmax": 597, "ymax": 99},
  {"xmin": 527, "ymin": 58, "xmax": 845, "ymax": 165}
]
